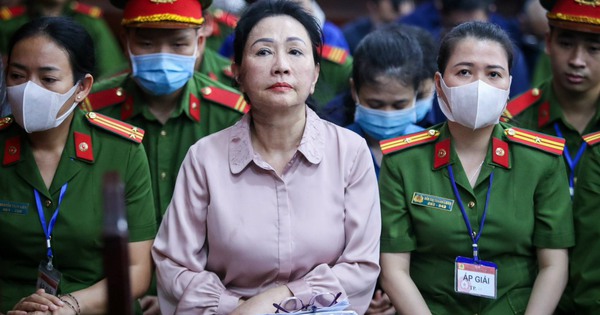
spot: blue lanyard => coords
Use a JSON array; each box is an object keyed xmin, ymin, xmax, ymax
[
  {"xmin": 553, "ymin": 123, "xmax": 586, "ymax": 197},
  {"xmin": 447, "ymin": 165, "xmax": 493, "ymax": 262},
  {"xmin": 34, "ymin": 183, "xmax": 68, "ymax": 269}
]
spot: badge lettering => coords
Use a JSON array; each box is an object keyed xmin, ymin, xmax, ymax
[{"xmin": 411, "ymin": 192, "xmax": 454, "ymax": 211}]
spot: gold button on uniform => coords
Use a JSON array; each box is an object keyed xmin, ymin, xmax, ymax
[
  {"xmin": 160, "ymin": 130, "xmax": 167, "ymax": 136},
  {"xmin": 45, "ymin": 200, "xmax": 52, "ymax": 207},
  {"xmin": 495, "ymin": 148, "xmax": 505, "ymax": 157},
  {"xmin": 160, "ymin": 172, "xmax": 167, "ymax": 180},
  {"xmin": 468, "ymin": 201, "xmax": 475, "ymax": 208},
  {"xmin": 438, "ymin": 149, "xmax": 447, "ymax": 158}
]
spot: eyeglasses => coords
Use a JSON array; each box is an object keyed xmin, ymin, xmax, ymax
[{"xmin": 273, "ymin": 292, "xmax": 342, "ymax": 313}]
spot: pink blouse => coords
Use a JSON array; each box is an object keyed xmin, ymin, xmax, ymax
[{"xmin": 152, "ymin": 108, "xmax": 381, "ymax": 315}]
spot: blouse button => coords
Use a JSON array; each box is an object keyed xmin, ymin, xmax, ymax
[
  {"xmin": 45, "ymin": 200, "xmax": 52, "ymax": 208},
  {"xmin": 468, "ymin": 201, "xmax": 475, "ymax": 208}
]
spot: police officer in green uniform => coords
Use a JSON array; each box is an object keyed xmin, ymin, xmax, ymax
[
  {"xmin": 0, "ymin": 0, "xmax": 128, "ymax": 80},
  {"xmin": 0, "ymin": 17, "xmax": 155, "ymax": 314},
  {"xmin": 379, "ymin": 21, "xmax": 574, "ymax": 315},
  {"xmin": 504, "ymin": 2, "xmax": 600, "ymax": 312},
  {"xmin": 505, "ymin": 0, "xmax": 600, "ymax": 197},
  {"xmin": 86, "ymin": 0, "xmax": 246, "ymax": 313}
]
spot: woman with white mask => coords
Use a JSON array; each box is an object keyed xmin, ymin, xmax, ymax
[
  {"xmin": 378, "ymin": 21, "xmax": 574, "ymax": 314},
  {"xmin": 0, "ymin": 17, "xmax": 156, "ymax": 314},
  {"xmin": 348, "ymin": 26, "xmax": 425, "ymax": 178}
]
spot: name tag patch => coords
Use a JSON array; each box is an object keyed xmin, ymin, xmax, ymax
[
  {"xmin": 0, "ymin": 200, "xmax": 29, "ymax": 215},
  {"xmin": 411, "ymin": 192, "xmax": 454, "ymax": 211}
]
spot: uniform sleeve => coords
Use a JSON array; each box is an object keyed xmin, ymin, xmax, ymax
[
  {"xmin": 285, "ymin": 141, "xmax": 381, "ymax": 315},
  {"xmin": 532, "ymin": 154, "xmax": 575, "ymax": 248},
  {"xmin": 571, "ymin": 147, "xmax": 600, "ymax": 309},
  {"xmin": 123, "ymin": 143, "xmax": 157, "ymax": 242},
  {"xmin": 152, "ymin": 144, "xmax": 240, "ymax": 315},
  {"xmin": 379, "ymin": 154, "xmax": 417, "ymax": 252}
]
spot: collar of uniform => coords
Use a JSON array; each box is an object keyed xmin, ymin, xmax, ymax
[
  {"xmin": 543, "ymin": 81, "xmax": 600, "ymax": 130},
  {"xmin": 431, "ymin": 123, "xmax": 511, "ymax": 170},
  {"xmin": 127, "ymin": 76, "xmax": 198, "ymax": 122},
  {"xmin": 228, "ymin": 106, "xmax": 324, "ymax": 174}
]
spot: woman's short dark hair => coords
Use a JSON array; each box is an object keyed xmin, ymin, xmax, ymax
[
  {"xmin": 353, "ymin": 25, "xmax": 423, "ymax": 93},
  {"xmin": 7, "ymin": 16, "xmax": 96, "ymax": 83},
  {"xmin": 233, "ymin": 0, "xmax": 323, "ymax": 66},
  {"xmin": 437, "ymin": 21, "xmax": 514, "ymax": 75}
]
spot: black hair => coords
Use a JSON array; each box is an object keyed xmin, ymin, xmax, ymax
[
  {"xmin": 397, "ymin": 25, "xmax": 437, "ymax": 83},
  {"xmin": 437, "ymin": 21, "xmax": 514, "ymax": 74},
  {"xmin": 233, "ymin": 0, "xmax": 323, "ymax": 66},
  {"xmin": 7, "ymin": 16, "xmax": 96, "ymax": 83},
  {"xmin": 440, "ymin": 0, "xmax": 492, "ymax": 14},
  {"xmin": 352, "ymin": 25, "xmax": 423, "ymax": 93}
]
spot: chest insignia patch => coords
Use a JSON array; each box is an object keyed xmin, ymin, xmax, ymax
[
  {"xmin": 411, "ymin": 192, "xmax": 454, "ymax": 212},
  {"xmin": 0, "ymin": 200, "xmax": 29, "ymax": 215}
]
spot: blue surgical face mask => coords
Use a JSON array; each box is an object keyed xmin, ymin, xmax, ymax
[
  {"xmin": 354, "ymin": 101, "xmax": 417, "ymax": 141},
  {"xmin": 129, "ymin": 41, "xmax": 198, "ymax": 96},
  {"xmin": 415, "ymin": 91, "xmax": 434, "ymax": 122}
]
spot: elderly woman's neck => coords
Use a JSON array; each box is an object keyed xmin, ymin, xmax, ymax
[{"xmin": 251, "ymin": 107, "xmax": 306, "ymax": 153}]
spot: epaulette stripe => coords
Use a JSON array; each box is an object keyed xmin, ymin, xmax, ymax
[
  {"xmin": 381, "ymin": 132, "xmax": 433, "ymax": 151},
  {"xmin": 80, "ymin": 98, "xmax": 93, "ymax": 112},
  {"xmin": 381, "ymin": 130, "xmax": 440, "ymax": 155},
  {"xmin": 583, "ymin": 132, "xmax": 600, "ymax": 145},
  {"xmin": 93, "ymin": 115, "xmax": 144, "ymax": 141},
  {"xmin": 511, "ymin": 132, "xmax": 564, "ymax": 151},
  {"xmin": 505, "ymin": 128, "xmax": 565, "ymax": 155},
  {"xmin": 234, "ymin": 97, "xmax": 247, "ymax": 112}
]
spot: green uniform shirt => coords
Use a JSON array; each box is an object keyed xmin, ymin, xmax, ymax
[
  {"xmin": 0, "ymin": 110, "xmax": 156, "ymax": 313},
  {"xmin": 0, "ymin": 1, "xmax": 128, "ymax": 80},
  {"xmin": 313, "ymin": 56, "xmax": 353, "ymax": 110},
  {"xmin": 507, "ymin": 80, "xmax": 600, "ymax": 183},
  {"xmin": 200, "ymin": 47, "xmax": 235, "ymax": 87},
  {"xmin": 379, "ymin": 123, "xmax": 574, "ymax": 315},
  {"xmin": 570, "ymin": 142, "xmax": 600, "ymax": 314},
  {"xmin": 90, "ymin": 72, "xmax": 245, "ymax": 222}
]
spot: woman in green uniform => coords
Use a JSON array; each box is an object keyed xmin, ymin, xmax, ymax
[
  {"xmin": 0, "ymin": 17, "xmax": 156, "ymax": 314},
  {"xmin": 379, "ymin": 21, "xmax": 574, "ymax": 315}
]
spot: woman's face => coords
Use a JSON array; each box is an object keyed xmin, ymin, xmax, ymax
[
  {"xmin": 6, "ymin": 35, "xmax": 79, "ymax": 116},
  {"xmin": 352, "ymin": 75, "xmax": 416, "ymax": 111},
  {"xmin": 437, "ymin": 37, "xmax": 510, "ymax": 91},
  {"xmin": 233, "ymin": 15, "xmax": 319, "ymax": 110}
]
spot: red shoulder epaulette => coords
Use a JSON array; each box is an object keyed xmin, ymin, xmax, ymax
[
  {"xmin": 502, "ymin": 88, "xmax": 542, "ymax": 122},
  {"xmin": 70, "ymin": 1, "xmax": 102, "ymax": 18},
  {"xmin": 212, "ymin": 9, "xmax": 238, "ymax": 28},
  {"xmin": 505, "ymin": 127, "xmax": 564, "ymax": 155},
  {"xmin": 320, "ymin": 45, "xmax": 348, "ymax": 65},
  {"xmin": 0, "ymin": 117, "xmax": 14, "ymax": 131},
  {"xmin": 85, "ymin": 112, "xmax": 144, "ymax": 143},
  {"xmin": 583, "ymin": 131, "xmax": 600, "ymax": 146},
  {"xmin": 381, "ymin": 129, "xmax": 440, "ymax": 155},
  {"xmin": 0, "ymin": 5, "xmax": 26, "ymax": 20},
  {"xmin": 200, "ymin": 86, "xmax": 249, "ymax": 114},
  {"xmin": 83, "ymin": 87, "xmax": 127, "ymax": 112}
]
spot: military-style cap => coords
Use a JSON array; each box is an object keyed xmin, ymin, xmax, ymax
[
  {"xmin": 110, "ymin": 0, "xmax": 213, "ymax": 28},
  {"xmin": 541, "ymin": 0, "xmax": 600, "ymax": 33}
]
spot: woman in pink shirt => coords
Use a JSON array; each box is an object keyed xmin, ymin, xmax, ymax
[{"xmin": 151, "ymin": 0, "xmax": 381, "ymax": 314}]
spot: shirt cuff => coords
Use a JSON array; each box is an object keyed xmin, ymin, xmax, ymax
[{"xmin": 217, "ymin": 289, "xmax": 241, "ymax": 315}]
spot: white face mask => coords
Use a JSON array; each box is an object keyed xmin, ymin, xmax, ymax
[
  {"xmin": 437, "ymin": 76, "xmax": 511, "ymax": 130},
  {"xmin": 7, "ymin": 81, "xmax": 79, "ymax": 133}
]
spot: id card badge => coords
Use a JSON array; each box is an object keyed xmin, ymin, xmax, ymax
[
  {"xmin": 454, "ymin": 256, "xmax": 497, "ymax": 299},
  {"xmin": 36, "ymin": 260, "xmax": 61, "ymax": 295}
]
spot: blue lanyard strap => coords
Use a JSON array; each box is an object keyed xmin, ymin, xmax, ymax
[
  {"xmin": 34, "ymin": 183, "xmax": 68, "ymax": 265},
  {"xmin": 447, "ymin": 165, "xmax": 493, "ymax": 262},
  {"xmin": 553, "ymin": 123, "xmax": 587, "ymax": 196}
]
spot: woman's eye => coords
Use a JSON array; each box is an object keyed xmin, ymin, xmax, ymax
[
  {"xmin": 458, "ymin": 69, "xmax": 470, "ymax": 76},
  {"xmin": 256, "ymin": 48, "xmax": 272, "ymax": 56},
  {"xmin": 289, "ymin": 49, "xmax": 303, "ymax": 56},
  {"xmin": 42, "ymin": 77, "xmax": 58, "ymax": 83}
]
